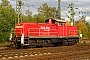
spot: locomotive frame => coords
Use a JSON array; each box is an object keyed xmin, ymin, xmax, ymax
[{"xmin": 10, "ymin": 18, "xmax": 80, "ymax": 48}]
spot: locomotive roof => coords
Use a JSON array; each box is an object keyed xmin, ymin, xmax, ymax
[
  {"xmin": 54, "ymin": 19, "xmax": 66, "ymax": 22},
  {"xmin": 45, "ymin": 18, "xmax": 66, "ymax": 23}
]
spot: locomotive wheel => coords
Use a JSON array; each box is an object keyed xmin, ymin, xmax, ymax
[
  {"xmin": 63, "ymin": 40, "xmax": 68, "ymax": 46},
  {"xmin": 73, "ymin": 39, "xmax": 77, "ymax": 44},
  {"xmin": 68, "ymin": 39, "xmax": 74, "ymax": 46},
  {"xmin": 29, "ymin": 43, "xmax": 36, "ymax": 48},
  {"xmin": 63, "ymin": 39, "xmax": 73, "ymax": 46}
]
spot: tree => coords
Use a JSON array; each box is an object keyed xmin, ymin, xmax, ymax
[
  {"xmin": 85, "ymin": 22, "xmax": 90, "ymax": 38},
  {"xmin": 79, "ymin": 16, "xmax": 86, "ymax": 23},
  {"xmin": 38, "ymin": 3, "xmax": 58, "ymax": 19},
  {"xmin": 66, "ymin": 21, "xmax": 70, "ymax": 26},
  {"xmin": 25, "ymin": 9, "xmax": 32, "ymax": 16},
  {"xmin": 76, "ymin": 15, "xmax": 90, "ymax": 39},
  {"xmin": 0, "ymin": 1, "xmax": 16, "ymax": 43},
  {"xmin": 22, "ymin": 9, "xmax": 33, "ymax": 22},
  {"xmin": 33, "ymin": 14, "xmax": 46, "ymax": 23},
  {"xmin": 1, "ymin": 0, "xmax": 11, "ymax": 6},
  {"xmin": 77, "ymin": 22, "xmax": 88, "ymax": 38}
]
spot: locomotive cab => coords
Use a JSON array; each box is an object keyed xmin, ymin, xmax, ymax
[
  {"xmin": 45, "ymin": 18, "xmax": 66, "ymax": 26},
  {"xmin": 45, "ymin": 18, "xmax": 56, "ymax": 24},
  {"xmin": 55, "ymin": 20, "xmax": 66, "ymax": 26}
]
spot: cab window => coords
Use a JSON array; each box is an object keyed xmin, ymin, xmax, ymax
[{"xmin": 59, "ymin": 22, "xmax": 63, "ymax": 26}]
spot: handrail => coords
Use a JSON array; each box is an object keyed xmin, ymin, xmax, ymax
[
  {"xmin": 28, "ymin": 28, "xmax": 57, "ymax": 36},
  {"xmin": 69, "ymin": 29, "xmax": 79, "ymax": 36}
]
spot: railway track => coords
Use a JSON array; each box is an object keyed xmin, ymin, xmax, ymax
[{"xmin": 0, "ymin": 44, "xmax": 90, "ymax": 60}]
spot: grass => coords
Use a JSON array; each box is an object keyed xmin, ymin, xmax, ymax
[
  {"xmin": 0, "ymin": 42, "xmax": 11, "ymax": 47},
  {"xmin": 79, "ymin": 39, "xmax": 90, "ymax": 44}
]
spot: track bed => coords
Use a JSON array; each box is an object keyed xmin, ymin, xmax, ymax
[{"xmin": 0, "ymin": 44, "xmax": 90, "ymax": 60}]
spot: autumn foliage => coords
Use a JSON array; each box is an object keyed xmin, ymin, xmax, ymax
[{"xmin": 77, "ymin": 22, "xmax": 89, "ymax": 38}]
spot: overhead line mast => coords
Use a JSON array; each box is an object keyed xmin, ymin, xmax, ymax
[
  {"xmin": 16, "ymin": 0, "xmax": 22, "ymax": 23},
  {"xmin": 69, "ymin": 2, "xmax": 75, "ymax": 25},
  {"xmin": 58, "ymin": 0, "xmax": 61, "ymax": 20}
]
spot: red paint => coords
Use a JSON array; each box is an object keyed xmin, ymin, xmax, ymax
[{"xmin": 15, "ymin": 18, "xmax": 79, "ymax": 37}]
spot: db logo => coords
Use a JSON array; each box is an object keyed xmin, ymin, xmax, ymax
[{"xmin": 40, "ymin": 26, "xmax": 50, "ymax": 31}]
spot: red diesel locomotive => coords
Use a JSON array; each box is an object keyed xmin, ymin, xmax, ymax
[{"xmin": 11, "ymin": 18, "xmax": 80, "ymax": 48}]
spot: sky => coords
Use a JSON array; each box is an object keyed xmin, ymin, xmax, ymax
[{"xmin": 0, "ymin": 0, "xmax": 90, "ymax": 22}]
